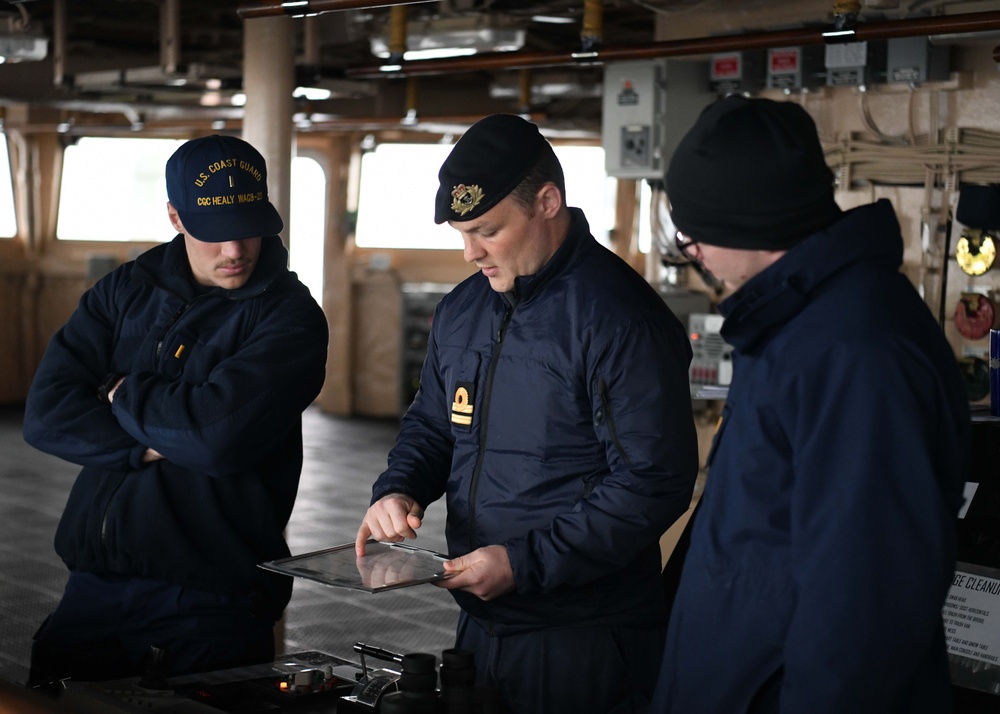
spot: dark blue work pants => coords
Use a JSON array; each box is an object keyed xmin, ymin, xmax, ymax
[
  {"xmin": 456, "ymin": 611, "xmax": 665, "ymax": 714},
  {"xmin": 27, "ymin": 571, "xmax": 275, "ymax": 687}
]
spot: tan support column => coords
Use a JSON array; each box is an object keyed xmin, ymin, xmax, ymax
[
  {"xmin": 242, "ymin": 16, "xmax": 295, "ymax": 249},
  {"xmin": 242, "ymin": 16, "xmax": 296, "ymax": 657}
]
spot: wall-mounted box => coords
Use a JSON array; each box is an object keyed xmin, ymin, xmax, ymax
[
  {"xmin": 824, "ymin": 40, "xmax": 888, "ymax": 87},
  {"xmin": 766, "ymin": 45, "xmax": 826, "ymax": 91},
  {"xmin": 887, "ymin": 36, "xmax": 950, "ymax": 84},
  {"xmin": 708, "ymin": 50, "xmax": 766, "ymax": 95},
  {"xmin": 602, "ymin": 60, "xmax": 714, "ymax": 180}
]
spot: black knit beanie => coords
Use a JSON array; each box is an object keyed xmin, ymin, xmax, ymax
[{"xmin": 666, "ymin": 96, "xmax": 840, "ymax": 250}]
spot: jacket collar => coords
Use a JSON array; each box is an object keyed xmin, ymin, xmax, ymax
[
  {"xmin": 719, "ymin": 199, "xmax": 903, "ymax": 352},
  {"xmin": 132, "ymin": 234, "xmax": 289, "ymax": 302},
  {"xmin": 510, "ymin": 207, "xmax": 594, "ymax": 304}
]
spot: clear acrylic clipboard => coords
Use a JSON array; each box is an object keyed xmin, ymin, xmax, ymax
[{"xmin": 259, "ymin": 541, "xmax": 451, "ymax": 594}]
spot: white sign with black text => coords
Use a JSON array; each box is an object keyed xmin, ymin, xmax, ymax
[{"xmin": 943, "ymin": 564, "xmax": 1000, "ymax": 666}]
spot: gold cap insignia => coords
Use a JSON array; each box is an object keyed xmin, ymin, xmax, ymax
[
  {"xmin": 451, "ymin": 382, "xmax": 475, "ymax": 427},
  {"xmin": 451, "ymin": 184, "xmax": 484, "ymax": 217}
]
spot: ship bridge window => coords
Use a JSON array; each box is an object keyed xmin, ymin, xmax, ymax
[
  {"xmin": 57, "ymin": 137, "xmax": 184, "ymax": 241},
  {"xmin": 353, "ymin": 142, "xmax": 616, "ymax": 250},
  {"xmin": 289, "ymin": 154, "xmax": 326, "ymax": 305},
  {"xmin": 0, "ymin": 134, "xmax": 15, "ymax": 238}
]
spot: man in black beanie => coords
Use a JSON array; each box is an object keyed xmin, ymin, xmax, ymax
[
  {"xmin": 356, "ymin": 114, "xmax": 699, "ymax": 714},
  {"xmin": 651, "ymin": 96, "xmax": 970, "ymax": 713}
]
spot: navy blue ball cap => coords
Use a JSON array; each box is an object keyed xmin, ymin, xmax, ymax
[
  {"xmin": 166, "ymin": 134, "xmax": 283, "ymax": 242},
  {"xmin": 435, "ymin": 114, "xmax": 551, "ymax": 224}
]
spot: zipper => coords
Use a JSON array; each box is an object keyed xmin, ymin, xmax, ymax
[
  {"xmin": 596, "ymin": 378, "xmax": 630, "ymax": 466},
  {"xmin": 155, "ymin": 302, "xmax": 193, "ymax": 361},
  {"xmin": 99, "ymin": 473, "xmax": 127, "ymax": 557},
  {"xmin": 467, "ymin": 305, "xmax": 513, "ymax": 552}
]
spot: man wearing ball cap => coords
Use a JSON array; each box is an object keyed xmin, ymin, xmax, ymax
[
  {"xmin": 651, "ymin": 96, "xmax": 970, "ymax": 713},
  {"xmin": 357, "ymin": 114, "xmax": 699, "ymax": 713},
  {"xmin": 24, "ymin": 135, "xmax": 328, "ymax": 685}
]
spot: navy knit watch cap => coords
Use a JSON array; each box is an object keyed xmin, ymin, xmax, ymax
[
  {"xmin": 166, "ymin": 134, "xmax": 283, "ymax": 242},
  {"xmin": 666, "ymin": 96, "xmax": 840, "ymax": 251},
  {"xmin": 434, "ymin": 114, "xmax": 554, "ymax": 224}
]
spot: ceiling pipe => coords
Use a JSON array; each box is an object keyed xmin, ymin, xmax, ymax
[
  {"xmin": 518, "ymin": 68, "xmax": 531, "ymax": 114},
  {"xmin": 342, "ymin": 9, "xmax": 1000, "ymax": 79},
  {"xmin": 52, "ymin": 0, "xmax": 66, "ymax": 87},
  {"xmin": 160, "ymin": 0, "xmax": 181, "ymax": 75},
  {"xmin": 388, "ymin": 4, "xmax": 408, "ymax": 64},
  {"xmin": 581, "ymin": 0, "xmax": 603, "ymax": 54},
  {"xmin": 237, "ymin": 0, "xmax": 434, "ymax": 19}
]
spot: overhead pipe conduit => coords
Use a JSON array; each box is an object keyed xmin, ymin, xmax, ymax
[
  {"xmin": 237, "ymin": 0, "xmax": 433, "ymax": 18},
  {"xmin": 235, "ymin": 2, "xmax": 1000, "ymax": 78},
  {"xmin": 343, "ymin": 9, "xmax": 1000, "ymax": 78}
]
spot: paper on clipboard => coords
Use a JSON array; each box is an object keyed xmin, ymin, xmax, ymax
[{"xmin": 259, "ymin": 540, "xmax": 451, "ymax": 593}]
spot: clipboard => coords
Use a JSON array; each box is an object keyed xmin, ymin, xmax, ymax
[{"xmin": 259, "ymin": 541, "xmax": 451, "ymax": 594}]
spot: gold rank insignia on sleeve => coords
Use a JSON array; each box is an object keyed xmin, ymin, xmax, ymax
[
  {"xmin": 451, "ymin": 382, "xmax": 475, "ymax": 427},
  {"xmin": 451, "ymin": 184, "xmax": 484, "ymax": 216}
]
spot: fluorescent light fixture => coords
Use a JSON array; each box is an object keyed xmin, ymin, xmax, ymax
[
  {"xmin": 231, "ymin": 92, "xmax": 247, "ymax": 107},
  {"xmin": 199, "ymin": 91, "xmax": 223, "ymax": 107},
  {"xmin": 490, "ymin": 71, "xmax": 602, "ymax": 99},
  {"xmin": 293, "ymin": 86, "xmax": 332, "ymax": 100},
  {"xmin": 293, "ymin": 76, "xmax": 377, "ymax": 98},
  {"xmin": 370, "ymin": 16, "xmax": 525, "ymax": 59},
  {"xmin": 823, "ymin": 29, "xmax": 857, "ymax": 42},
  {"xmin": 0, "ymin": 34, "xmax": 47, "ymax": 62},
  {"xmin": 400, "ymin": 47, "xmax": 477, "ymax": 61},
  {"xmin": 532, "ymin": 15, "xmax": 576, "ymax": 24}
]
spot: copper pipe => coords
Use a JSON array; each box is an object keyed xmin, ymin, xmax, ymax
[
  {"xmin": 294, "ymin": 112, "xmax": 548, "ymax": 132},
  {"xmin": 344, "ymin": 9, "xmax": 1000, "ymax": 78},
  {"xmin": 389, "ymin": 5, "xmax": 408, "ymax": 59},
  {"xmin": 832, "ymin": 0, "xmax": 863, "ymax": 16},
  {"xmin": 405, "ymin": 76, "xmax": 418, "ymax": 114},
  {"xmin": 237, "ymin": 0, "xmax": 434, "ymax": 19},
  {"xmin": 581, "ymin": 0, "xmax": 603, "ymax": 52}
]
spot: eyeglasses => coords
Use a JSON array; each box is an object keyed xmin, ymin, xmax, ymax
[{"xmin": 674, "ymin": 230, "xmax": 697, "ymax": 260}]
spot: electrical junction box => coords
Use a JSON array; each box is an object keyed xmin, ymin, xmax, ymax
[
  {"xmin": 708, "ymin": 50, "xmax": 766, "ymax": 95},
  {"xmin": 688, "ymin": 313, "xmax": 733, "ymax": 389},
  {"xmin": 887, "ymin": 36, "xmax": 950, "ymax": 84},
  {"xmin": 602, "ymin": 59, "xmax": 713, "ymax": 180},
  {"xmin": 824, "ymin": 40, "xmax": 888, "ymax": 87},
  {"xmin": 766, "ymin": 46, "xmax": 825, "ymax": 91}
]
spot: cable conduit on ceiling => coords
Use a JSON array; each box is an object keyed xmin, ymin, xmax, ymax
[
  {"xmin": 235, "ymin": 2, "xmax": 1000, "ymax": 79},
  {"xmin": 237, "ymin": 0, "xmax": 435, "ymax": 19}
]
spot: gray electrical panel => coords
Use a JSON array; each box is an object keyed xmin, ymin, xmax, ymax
[
  {"xmin": 602, "ymin": 60, "xmax": 713, "ymax": 180},
  {"xmin": 824, "ymin": 40, "xmax": 888, "ymax": 87},
  {"xmin": 887, "ymin": 36, "xmax": 950, "ymax": 84}
]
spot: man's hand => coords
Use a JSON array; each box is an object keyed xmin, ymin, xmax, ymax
[
  {"xmin": 141, "ymin": 448, "xmax": 164, "ymax": 463},
  {"xmin": 355, "ymin": 494, "xmax": 424, "ymax": 556},
  {"xmin": 106, "ymin": 376, "xmax": 126, "ymax": 403},
  {"xmin": 436, "ymin": 544, "xmax": 515, "ymax": 601}
]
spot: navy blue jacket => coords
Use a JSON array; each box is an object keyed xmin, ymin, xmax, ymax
[
  {"xmin": 372, "ymin": 208, "xmax": 699, "ymax": 633},
  {"xmin": 653, "ymin": 200, "xmax": 970, "ymax": 713},
  {"xmin": 23, "ymin": 235, "xmax": 328, "ymax": 618}
]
